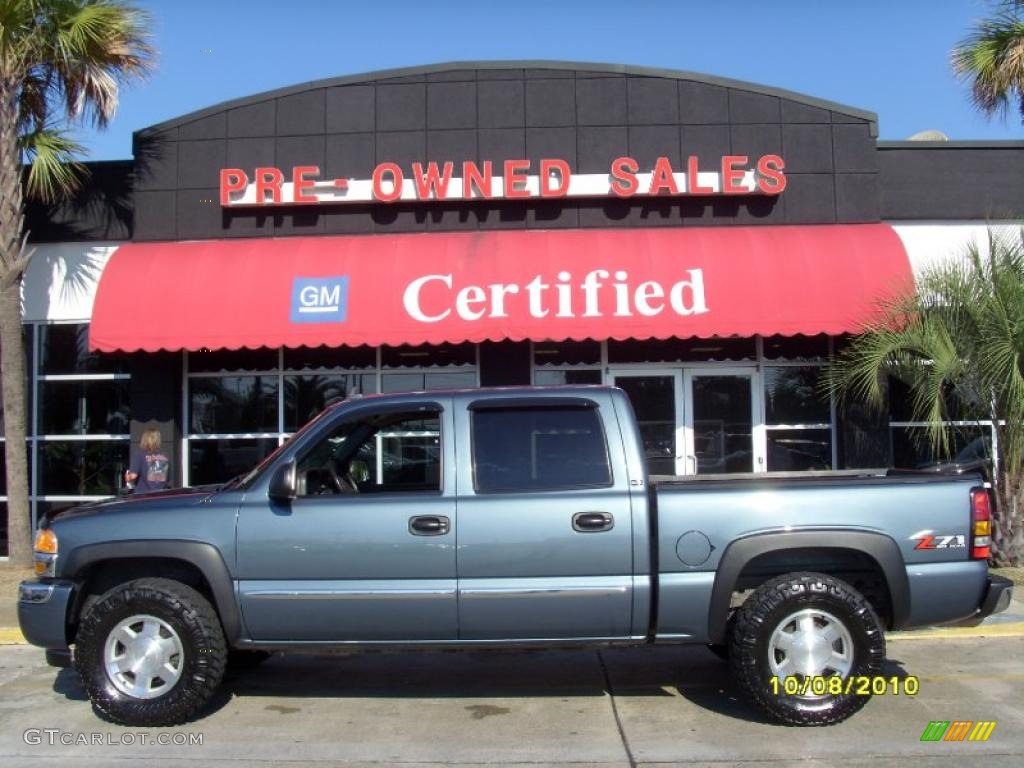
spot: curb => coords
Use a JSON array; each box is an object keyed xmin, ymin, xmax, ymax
[
  {"xmin": 0, "ymin": 628, "xmax": 26, "ymax": 645},
  {"xmin": 887, "ymin": 621, "xmax": 1024, "ymax": 640}
]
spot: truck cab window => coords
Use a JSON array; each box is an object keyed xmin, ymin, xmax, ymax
[
  {"xmin": 297, "ymin": 410, "xmax": 441, "ymax": 495},
  {"xmin": 471, "ymin": 405, "xmax": 611, "ymax": 491}
]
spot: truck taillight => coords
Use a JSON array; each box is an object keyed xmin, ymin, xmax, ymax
[{"xmin": 970, "ymin": 487, "xmax": 992, "ymax": 560}]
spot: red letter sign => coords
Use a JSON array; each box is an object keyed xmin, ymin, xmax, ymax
[
  {"xmin": 373, "ymin": 162, "xmax": 404, "ymax": 203},
  {"xmin": 540, "ymin": 159, "xmax": 570, "ymax": 197},
  {"xmin": 721, "ymin": 156, "xmax": 749, "ymax": 195},
  {"xmin": 463, "ymin": 161, "xmax": 493, "ymax": 199},
  {"xmin": 610, "ymin": 157, "xmax": 639, "ymax": 197},
  {"xmin": 292, "ymin": 166, "xmax": 319, "ymax": 204},
  {"xmin": 648, "ymin": 157, "xmax": 679, "ymax": 195},
  {"xmin": 412, "ymin": 161, "xmax": 454, "ymax": 200},
  {"xmin": 256, "ymin": 167, "xmax": 283, "ymax": 204},
  {"xmin": 687, "ymin": 156, "xmax": 714, "ymax": 195},
  {"xmin": 756, "ymin": 154, "xmax": 787, "ymax": 194},
  {"xmin": 220, "ymin": 168, "xmax": 248, "ymax": 206},
  {"xmin": 503, "ymin": 159, "xmax": 531, "ymax": 198}
]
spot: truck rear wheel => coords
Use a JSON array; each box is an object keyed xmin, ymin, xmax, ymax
[
  {"xmin": 728, "ymin": 572, "xmax": 885, "ymax": 726},
  {"xmin": 74, "ymin": 578, "xmax": 227, "ymax": 726}
]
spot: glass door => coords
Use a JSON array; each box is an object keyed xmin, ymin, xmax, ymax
[
  {"xmin": 608, "ymin": 370, "xmax": 683, "ymax": 475},
  {"xmin": 683, "ymin": 369, "xmax": 762, "ymax": 475}
]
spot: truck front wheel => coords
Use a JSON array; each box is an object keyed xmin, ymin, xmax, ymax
[
  {"xmin": 74, "ymin": 578, "xmax": 227, "ymax": 726},
  {"xmin": 728, "ymin": 572, "xmax": 885, "ymax": 726}
]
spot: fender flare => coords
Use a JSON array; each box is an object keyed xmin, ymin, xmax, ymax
[
  {"xmin": 706, "ymin": 529, "xmax": 910, "ymax": 645},
  {"xmin": 62, "ymin": 540, "xmax": 242, "ymax": 644}
]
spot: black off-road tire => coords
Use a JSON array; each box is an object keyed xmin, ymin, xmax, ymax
[
  {"xmin": 728, "ymin": 572, "xmax": 885, "ymax": 726},
  {"xmin": 74, "ymin": 578, "xmax": 227, "ymax": 726}
]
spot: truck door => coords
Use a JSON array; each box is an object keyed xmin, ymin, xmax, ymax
[
  {"xmin": 235, "ymin": 399, "xmax": 457, "ymax": 641},
  {"xmin": 455, "ymin": 394, "xmax": 635, "ymax": 640}
]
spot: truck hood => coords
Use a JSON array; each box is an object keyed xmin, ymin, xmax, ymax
[{"xmin": 45, "ymin": 485, "xmax": 222, "ymax": 525}]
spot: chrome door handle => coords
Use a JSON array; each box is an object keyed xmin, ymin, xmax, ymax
[{"xmin": 572, "ymin": 511, "xmax": 614, "ymax": 532}]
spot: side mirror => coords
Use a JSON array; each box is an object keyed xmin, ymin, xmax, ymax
[{"xmin": 268, "ymin": 460, "xmax": 297, "ymax": 501}]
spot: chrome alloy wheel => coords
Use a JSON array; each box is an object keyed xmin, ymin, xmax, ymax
[
  {"xmin": 104, "ymin": 614, "xmax": 184, "ymax": 699},
  {"xmin": 767, "ymin": 608, "xmax": 854, "ymax": 691}
]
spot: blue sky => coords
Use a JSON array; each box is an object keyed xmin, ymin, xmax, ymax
[{"xmin": 79, "ymin": 0, "xmax": 1021, "ymax": 160}]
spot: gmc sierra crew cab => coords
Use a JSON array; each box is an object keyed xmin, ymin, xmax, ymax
[{"xmin": 17, "ymin": 386, "xmax": 1013, "ymax": 727}]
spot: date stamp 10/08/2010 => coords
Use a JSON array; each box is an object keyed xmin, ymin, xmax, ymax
[{"xmin": 769, "ymin": 675, "xmax": 920, "ymax": 697}]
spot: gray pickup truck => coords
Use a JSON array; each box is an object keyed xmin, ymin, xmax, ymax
[{"xmin": 18, "ymin": 386, "xmax": 1012, "ymax": 727}]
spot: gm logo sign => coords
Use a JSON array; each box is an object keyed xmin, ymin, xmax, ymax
[{"xmin": 290, "ymin": 276, "xmax": 349, "ymax": 323}]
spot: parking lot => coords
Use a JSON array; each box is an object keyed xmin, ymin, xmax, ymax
[{"xmin": 0, "ymin": 633, "xmax": 1021, "ymax": 768}]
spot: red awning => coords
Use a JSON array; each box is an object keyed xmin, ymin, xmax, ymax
[{"xmin": 88, "ymin": 224, "xmax": 912, "ymax": 353}]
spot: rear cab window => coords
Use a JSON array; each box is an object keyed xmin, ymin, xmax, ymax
[{"xmin": 469, "ymin": 399, "xmax": 612, "ymax": 492}]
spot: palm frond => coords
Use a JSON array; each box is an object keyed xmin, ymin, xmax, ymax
[
  {"xmin": 952, "ymin": 6, "xmax": 1024, "ymax": 120},
  {"xmin": 20, "ymin": 124, "xmax": 88, "ymax": 202}
]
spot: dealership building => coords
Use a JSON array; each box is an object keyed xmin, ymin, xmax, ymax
[{"xmin": 4, "ymin": 61, "xmax": 1023, "ymax": 552}]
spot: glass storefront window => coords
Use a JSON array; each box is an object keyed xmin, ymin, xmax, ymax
[
  {"xmin": 188, "ymin": 347, "xmax": 278, "ymax": 373},
  {"xmin": 891, "ymin": 424, "xmax": 991, "ymax": 469},
  {"xmin": 189, "ymin": 438, "xmax": 279, "ymax": 486},
  {"xmin": 533, "ymin": 340, "xmax": 601, "ymax": 366},
  {"xmin": 39, "ymin": 323, "xmax": 126, "ymax": 374},
  {"xmin": 284, "ymin": 373, "xmax": 377, "ymax": 431},
  {"xmin": 283, "ymin": 345, "xmax": 376, "ymax": 370},
  {"xmin": 189, "ymin": 376, "xmax": 279, "ymax": 434},
  {"xmin": 38, "ymin": 380, "xmax": 130, "ymax": 434},
  {"xmin": 766, "ymin": 429, "xmax": 832, "ymax": 471},
  {"xmin": 381, "ymin": 371, "xmax": 476, "ymax": 392},
  {"xmin": 608, "ymin": 337, "xmax": 755, "ymax": 363},
  {"xmin": 37, "ymin": 440, "xmax": 129, "ymax": 496},
  {"xmin": 382, "ymin": 342, "xmax": 475, "ymax": 368},
  {"xmin": 184, "ymin": 343, "xmax": 478, "ymax": 486},
  {"xmin": 0, "ymin": 502, "xmax": 7, "ymax": 557},
  {"xmin": 762, "ymin": 335, "xmax": 830, "ymax": 361},
  {"xmin": 534, "ymin": 369, "xmax": 602, "ymax": 386},
  {"xmin": 764, "ymin": 367, "xmax": 830, "ymax": 424}
]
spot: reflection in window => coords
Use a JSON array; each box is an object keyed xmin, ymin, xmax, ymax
[
  {"xmin": 381, "ymin": 371, "xmax": 475, "ymax": 392},
  {"xmin": 189, "ymin": 376, "xmax": 279, "ymax": 434},
  {"xmin": 764, "ymin": 367, "xmax": 830, "ymax": 424},
  {"xmin": 891, "ymin": 425, "xmax": 991, "ymax": 469},
  {"xmin": 297, "ymin": 412, "xmax": 441, "ymax": 495},
  {"xmin": 472, "ymin": 406, "xmax": 611, "ymax": 491},
  {"xmin": 764, "ymin": 366, "xmax": 833, "ymax": 472},
  {"xmin": 189, "ymin": 438, "xmax": 279, "ymax": 486},
  {"xmin": 187, "ymin": 347, "xmax": 278, "ymax": 373},
  {"xmin": 39, "ymin": 323, "xmax": 126, "ymax": 374},
  {"xmin": 39, "ymin": 380, "xmax": 130, "ymax": 435},
  {"xmin": 766, "ymin": 429, "xmax": 832, "ymax": 471},
  {"xmin": 534, "ymin": 369, "xmax": 602, "ymax": 386},
  {"xmin": 38, "ymin": 441, "xmax": 129, "ymax": 495},
  {"xmin": 285, "ymin": 373, "xmax": 377, "ymax": 431}
]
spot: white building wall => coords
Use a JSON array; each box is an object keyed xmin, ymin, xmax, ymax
[{"xmin": 20, "ymin": 242, "xmax": 122, "ymax": 323}]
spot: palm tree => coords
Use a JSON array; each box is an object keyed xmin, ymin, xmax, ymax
[
  {"xmin": 1, "ymin": 0, "xmax": 152, "ymax": 567},
  {"xmin": 827, "ymin": 230, "xmax": 1024, "ymax": 566},
  {"xmin": 952, "ymin": 1, "xmax": 1024, "ymax": 123}
]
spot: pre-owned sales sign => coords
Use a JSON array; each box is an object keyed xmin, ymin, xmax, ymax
[{"xmin": 219, "ymin": 154, "xmax": 787, "ymax": 207}]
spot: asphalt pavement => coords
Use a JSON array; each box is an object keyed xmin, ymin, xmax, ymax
[{"xmin": 0, "ymin": 635, "xmax": 1021, "ymax": 768}]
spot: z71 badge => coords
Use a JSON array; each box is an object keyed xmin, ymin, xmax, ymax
[{"xmin": 914, "ymin": 534, "xmax": 967, "ymax": 550}]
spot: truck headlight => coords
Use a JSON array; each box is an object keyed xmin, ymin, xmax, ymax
[{"xmin": 33, "ymin": 529, "xmax": 58, "ymax": 577}]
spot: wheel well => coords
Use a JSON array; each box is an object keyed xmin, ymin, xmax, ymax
[
  {"xmin": 733, "ymin": 547, "xmax": 893, "ymax": 627},
  {"xmin": 71, "ymin": 557, "xmax": 216, "ymax": 630}
]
